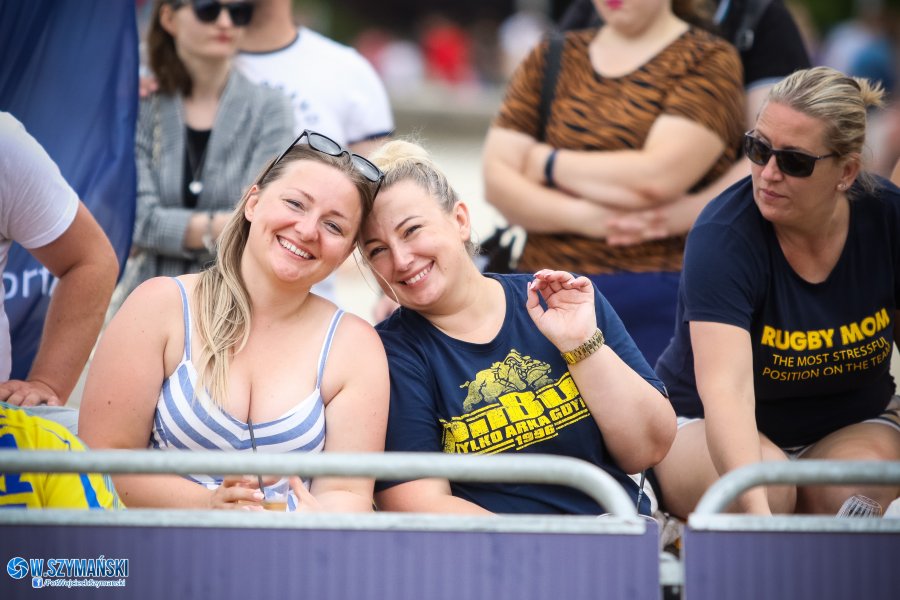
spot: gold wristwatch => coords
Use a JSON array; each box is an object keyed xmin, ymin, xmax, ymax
[{"xmin": 560, "ymin": 328, "xmax": 605, "ymax": 365}]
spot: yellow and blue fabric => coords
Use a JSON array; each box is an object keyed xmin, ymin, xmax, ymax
[{"xmin": 0, "ymin": 403, "xmax": 121, "ymax": 509}]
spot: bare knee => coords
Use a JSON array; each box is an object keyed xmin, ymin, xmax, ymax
[{"xmin": 797, "ymin": 425, "xmax": 900, "ymax": 514}]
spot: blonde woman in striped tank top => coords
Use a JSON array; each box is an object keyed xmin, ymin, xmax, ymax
[{"xmin": 79, "ymin": 131, "xmax": 389, "ymax": 511}]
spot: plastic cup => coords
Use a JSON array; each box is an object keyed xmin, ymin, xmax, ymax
[{"xmin": 262, "ymin": 478, "xmax": 290, "ymax": 512}]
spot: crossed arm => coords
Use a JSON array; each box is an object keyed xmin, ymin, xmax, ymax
[
  {"xmin": 483, "ymin": 114, "xmax": 726, "ymax": 241},
  {"xmin": 605, "ymin": 85, "xmax": 772, "ymax": 245}
]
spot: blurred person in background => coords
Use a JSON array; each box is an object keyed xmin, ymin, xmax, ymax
[
  {"xmin": 236, "ymin": 0, "xmax": 393, "ymax": 157},
  {"xmin": 419, "ymin": 14, "xmax": 477, "ymax": 87},
  {"xmin": 817, "ymin": 0, "xmax": 898, "ymax": 178},
  {"xmin": 483, "ymin": 0, "xmax": 745, "ymax": 365},
  {"xmin": 498, "ymin": 1, "xmax": 551, "ymax": 79},
  {"xmin": 141, "ymin": 0, "xmax": 393, "ymax": 304},
  {"xmin": 126, "ymin": 0, "xmax": 294, "ymax": 299},
  {"xmin": 552, "ymin": 0, "xmax": 812, "ymax": 234}
]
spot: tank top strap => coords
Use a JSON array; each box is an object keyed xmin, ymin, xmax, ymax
[
  {"xmin": 171, "ymin": 277, "xmax": 192, "ymax": 360},
  {"xmin": 315, "ymin": 309, "xmax": 344, "ymax": 386}
]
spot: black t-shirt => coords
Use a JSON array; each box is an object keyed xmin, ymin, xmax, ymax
[{"xmin": 656, "ymin": 177, "xmax": 900, "ymax": 447}]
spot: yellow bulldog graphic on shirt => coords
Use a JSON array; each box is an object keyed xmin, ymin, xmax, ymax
[{"xmin": 444, "ymin": 350, "xmax": 590, "ymax": 454}]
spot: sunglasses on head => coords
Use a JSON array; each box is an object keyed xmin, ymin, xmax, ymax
[
  {"xmin": 175, "ymin": 0, "xmax": 254, "ymax": 27},
  {"xmin": 743, "ymin": 132, "xmax": 836, "ymax": 178},
  {"xmin": 263, "ymin": 130, "xmax": 385, "ymax": 197}
]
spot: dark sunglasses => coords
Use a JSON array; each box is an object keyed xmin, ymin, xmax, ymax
[
  {"xmin": 263, "ymin": 130, "xmax": 384, "ymax": 197},
  {"xmin": 743, "ymin": 132, "xmax": 836, "ymax": 178},
  {"xmin": 174, "ymin": 0, "xmax": 254, "ymax": 27}
]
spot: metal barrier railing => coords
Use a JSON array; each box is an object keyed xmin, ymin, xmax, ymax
[
  {"xmin": 689, "ymin": 460, "xmax": 900, "ymax": 532},
  {"xmin": 0, "ymin": 450, "xmax": 642, "ymax": 531}
]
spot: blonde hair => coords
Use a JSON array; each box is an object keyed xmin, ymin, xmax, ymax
[
  {"xmin": 194, "ymin": 145, "xmax": 377, "ymax": 407},
  {"xmin": 367, "ymin": 139, "xmax": 477, "ymax": 256},
  {"xmin": 767, "ymin": 66, "xmax": 885, "ymax": 194}
]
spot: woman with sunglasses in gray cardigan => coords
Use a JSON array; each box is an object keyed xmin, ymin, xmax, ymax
[{"xmin": 124, "ymin": 0, "xmax": 293, "ymax": 301}]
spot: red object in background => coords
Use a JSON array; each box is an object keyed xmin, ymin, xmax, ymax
[{"xmin": 421, "ymin": 20, "xmax": 474, "ymax": 84}]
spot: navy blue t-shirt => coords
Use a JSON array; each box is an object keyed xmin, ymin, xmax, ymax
[
  {"xmin": 376, "ymin": 273, "xmax": 666, "ymax": 515},
  {"xmin": 656, "ymin": 176, "xmax": 900, "ymax": 447}
]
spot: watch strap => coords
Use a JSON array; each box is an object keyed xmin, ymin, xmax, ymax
[{"xmin": 560, "ymin": 328, "xmax": 605, "ymax": 365}]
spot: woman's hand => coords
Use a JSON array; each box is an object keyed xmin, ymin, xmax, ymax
[
  {"xmin": 209, "ymin": 475, "xmax": 265, "ymax": 510},
  {"xmin": 525, "ymin": 270, "xmax": 597, "ymax": 351},
  {"xmin": 605, "ymin": 208, "xmax": 668, "ymax": 245},
  {"xmin": 289, "ymin": 476, "xmax": 323, "ymax": 512}
]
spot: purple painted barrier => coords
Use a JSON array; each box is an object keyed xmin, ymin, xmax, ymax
[
  {"xmin": 1, "ymin": 522, "xmax": 660, "ymax": 600},
  {"xmin": 684, "ymin": 527, "xmax": 900, "ymax": 600}
]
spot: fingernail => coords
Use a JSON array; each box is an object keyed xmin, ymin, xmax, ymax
[{"xmin": 253, "ymin": 491, "xmax": 264, "ymax": 500}]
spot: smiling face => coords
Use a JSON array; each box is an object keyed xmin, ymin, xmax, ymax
[
  {"xmin": 750, "ymin": 102, "xmax": 858, "ymax": 229},
  {"xmin": 360, "ymin": 180, "xmax": 472, "ymax": 313},
  {"xmin": 243, "ymin": 160, "xmax": 363, "ymax": 288}
]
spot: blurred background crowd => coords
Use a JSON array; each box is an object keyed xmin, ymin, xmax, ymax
[
  {"xmin": 134, "ymin": 0, "xmax": 900, "ymax": 130},
  {"xmin": 131, "ymin": 0, "xmax": 900, "ymax": 319}
]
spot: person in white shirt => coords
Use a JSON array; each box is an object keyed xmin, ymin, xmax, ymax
[
  {"xmin": 0, "ymin": 113, "xmax": 118, "ymax": 406},
  {"xmin": 235, "ymin": 0, "xmax": 393, "ymax": 302}
]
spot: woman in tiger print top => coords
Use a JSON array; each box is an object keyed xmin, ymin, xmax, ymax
[{"xmin": 484, "ymin": 0, "xmax": 744, "ymax": 365}]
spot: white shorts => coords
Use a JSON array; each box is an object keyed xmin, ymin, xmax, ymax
[{"xmin": 676, "ymin": 395, "xmax": 900, "ymax": 459}]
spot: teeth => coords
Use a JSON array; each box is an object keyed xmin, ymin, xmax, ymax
[
  {"xmin": 404, "ymin": 266, "xmax": 430, "ymax": 285},
  {"xmin": 278, "ymin": 237, "xmax": 311, "ymax": 259}
]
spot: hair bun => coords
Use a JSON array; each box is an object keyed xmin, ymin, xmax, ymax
[{"xmin": 370, "ymin": 139, "xmax": 434, "ymax": 172}]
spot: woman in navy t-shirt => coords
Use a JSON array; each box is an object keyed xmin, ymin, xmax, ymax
[
  {"xmin": 654, "ymin": 67, "xmax": 900, "ymax": 517},
  {"xmin": 360, "ymin": 140, "xmax": 675, "ymax": 515}
]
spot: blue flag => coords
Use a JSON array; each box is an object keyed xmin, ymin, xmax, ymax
[{"xmin": 0, "ymin": 1, "xmax": 138, "ymax": 379}]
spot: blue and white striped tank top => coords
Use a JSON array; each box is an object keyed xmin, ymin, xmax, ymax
[{"xmin": 150, "ymin": 278, "xmax": 342, "ymax": 510}]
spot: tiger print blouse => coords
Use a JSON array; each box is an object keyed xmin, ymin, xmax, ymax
[{"xmin": 494, "ymin": 27, "xmax": 744, "ymax": 275}]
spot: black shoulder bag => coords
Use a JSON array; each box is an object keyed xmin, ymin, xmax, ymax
[{"xmin": 480, "ymin": 32, "xmax": 565, "ymax": 274}]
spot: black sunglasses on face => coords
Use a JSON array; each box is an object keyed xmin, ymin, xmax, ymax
[
  {"xmin": 743, "ymin": 132, "xmax": 836, "ymax": 178},
  {"xmin": 175, "ymin": 0, "xmax": 254, "ymax": 27},
  {"xmin": 264, "ymin": 130, "xmax": 385, "ymax": 197}
]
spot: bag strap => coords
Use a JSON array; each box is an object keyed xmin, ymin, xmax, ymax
[
  {"xmin": 537, "ymin": 31, "xmax": 565, "ymax": 142},
  {"xmin": 734, "ymin": 0, "xmax": 774, "ymax": 52}
]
